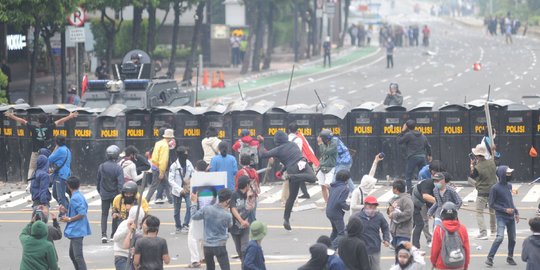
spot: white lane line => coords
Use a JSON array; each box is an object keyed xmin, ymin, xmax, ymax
[
  {"xmin": 403, "ymin": 95, "xmax": 412, "ymax": 100},
  {"xmin": 365, "ymin": 83, "xmax": 374, "ymax": 88},
  {"xmin": 446, "ymin": 78, "xmax": 453, "ymax": 82},
  {"xmin": 395, "ymin": 74, "xmax": 402, "ymax": 78},
  {"xmin": 418, "ymin": 89, "xmax": 427, "ymax": 94},
  {"xmin": 522, "ymin": 185, "xmax": 540, "ymax": 202},
  {"xmin": 0, "ymin": 191, "xmax": 26, "ymax": 203},
  {"xmin": 259, "ymin": 186, "xmax": 273, "ymax": 195},
  {"xmin": 494, "ymin": 87, "xmax": 501, "ymax": 92},
  {"xmin": 433, "ymin": 83, "xmax": 443, "ymax": 87},
  {"xmin": 505, "ymin": 81, "xmax": 512, "ymax": 85},
  {"xmin": 259, "ymin": 189, "xmax": 283, "ymax": 204},
  {"xmin": 463, "ymin": 189, "xmax": 478, "ymax": 202},
  {"xmin": 348, "ymin": 90, "xmax": 357, "ymax": 94},
  {"xmin": 415, "ymin": 65, "xmax": 420, "ymax": 69},
  {"xmin": 1, "ymin": 195, "xmax": 32, "ymax": 208},
  {"xmin": 377, "ymin": 190, "xmax": 395, "ymax": 203},
  {"xmin": 329, "ymin": 96, "xmax": 339, "ymax": 101},
  {"xmin": 381, "ymin": 79, "xmax": 388, "ymax": 83},
  {"xmin": 298, "ymin": 186, "xmax": 322, "ymax": 203},
  {"xmin": 457, "ymin": 73, "xmax": 463, "ymax": 77},
  {"xmin": 465, "ymin": 68, "xmax": 471, "ymax": 72},
  {"xmin": 523, "ymin": 71, "xmax": 528, "ymax": 75}
]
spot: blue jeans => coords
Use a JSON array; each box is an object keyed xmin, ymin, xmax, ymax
[
  {"xmin": 329, "ymin": 217, "xmax": 346, "ymax": 250},
  {"xmin": 52, "ymin": 175, "xmax": 69, "ymax": 210},
  {"xmin": 391, "ymin": 236, "xmax": 410, "ymax": 248},
  {"xmin": 488, "ymin": 216, "xmax": 516, "ymax": 259},
  {"xmin": 173, "ymin": 193, "xmax": 191, "ymax": 229},
  {"xmin": 405, "ymin": 155, "xmax": 427, "ymax": 192},
  {"xmin": 335, "ymin": 163, "xmax": 355, "ymax": 193},
  {"xmin": 114, "ymin": 256, "xmax": 128, "ymax": 270}
]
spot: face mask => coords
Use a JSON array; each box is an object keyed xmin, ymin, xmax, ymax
[
  {"xmin": 435, "ymin": 183, "xmax": 443, "ymax": 189},
  {"xmin": 124, "ymin": 196, "xmax": 135, "ymax": 205},
  {"xmin": 506, "ymin": 175, "xmax": 513, "ymax": 182},
  {"xmin": 364, "ymin": 208, "xmax": 376, "ymax": 217}
]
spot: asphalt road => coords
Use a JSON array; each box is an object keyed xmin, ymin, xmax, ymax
[
  {"xmin": 229, "ymin": 4, "xmax": 540, "ymax": 110},
  {"xmin": 1, "ymin": 181, "xmax": 539, "ymax": 269}
]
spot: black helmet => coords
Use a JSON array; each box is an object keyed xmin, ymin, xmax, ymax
[
  {"xmin": 122, "ymin": 181, "xmax": 138, "ymax": 194},
  {"xmin": 389, "ymin": 82, "xmax": 399, "ymax": 90},
  {"xmin": 130, "ymin": 53, "xmax": 141, "ymax": 61},
  {"xmin": 319, "ymin": 129, "xmax": 333, "ymax": 141},
  {"xmin": 441, "ymin": 201, "xmax": 458, "ymax": 220},
  {"xmin": 106, "ymin": 145, "xmax": 120, "ymax": 160}
]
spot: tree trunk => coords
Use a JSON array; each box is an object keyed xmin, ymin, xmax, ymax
[
  {"xmin": 132, "ymin": 5, "xmax": 144, "ymax": 50},
  {"xmin": 182, "ymin": 1, "xmax": 205, "ymax": 83},
  {"xmin": 42, "ymin": 31, "xmax": 59, "ymax": 103},
  {"xmin": 146, "ymin": 2, "xmax": 157, "ymax": 54},
  {"xmin": 167, "ymin": 0, "xmax": 181, "ymax": 79},
  {"xmin": 338, "ymin": 0, "xmax": 351, "ymax": 48},
  {"xmin": 61, "ymin": 28, "xmax": 66, "ymax": 102},
  {"xmin": 241, "ymin": 3, "xmax": 255, "ymax": 74},
  {"xmin": 251, "ymin": 0, "xmax": 265, "ymax": 72},
  {"xmin": 262, "ymin": 1, "xmax": 275, "ymax": 70},
  {"xmin": 28, "ymin": 24, "xmax": 41, "ymax": 105}
]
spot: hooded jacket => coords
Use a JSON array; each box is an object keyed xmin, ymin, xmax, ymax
[
  {"xmin": 298, "ymin": 243, "xmax": 328, "ymax": 270},
  {"xmin": 19, "ymin": 221, "xmax": 58, "ymax": 270},
  {"xmin": 338, "ymin": 217, "xmax": 370, "ymax": 270},
  {"xmin": 31, "ymin": 155, "xmax": 51, "ymax": 205},
  {"xmin": 97, "ymin": 160, "xmax": 124, "ymax": 200},
  {"xmin": 522, "ymin": 233, "xmax": 540, "ymax": 270},
  {"xmin": 389, "ymin": 193, "xmax": 414, "ymax": 238},
  {"xmin": 397, "ymin": 130, "xmax": 432, "ymax": 159},
  {"xmin": 430, "ymin": 220, "xmax": 470, "ymax": 269},
  {"xmin": 355, "ymin": 209, "xmax": 391, "ymax": 255},
  {"xmin": 202, "ymin": 136, "xmax": 221, "ymax": 163},
  {"xmin": 233, "ymin": 136, "xmax": 262, "ymax": 152},
  {"xmin": 260, "ymin": 131, "xmax": 303, "ymax": 169},
  {"xmin": 326, "ymin": 180, "xmax": 350, "ymax": 220},
  {"xmin": 489, "ymin": 166, "xmax": 519, "ymax": 220}
]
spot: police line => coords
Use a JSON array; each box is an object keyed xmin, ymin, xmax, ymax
[{"xmin": 0, "ymin": 99, "xmax": 539, "ymax": 184}]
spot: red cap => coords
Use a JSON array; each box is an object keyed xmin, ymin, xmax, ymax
[{"xmin": 364, "ymin": 196, "xmax": 379, "ymax": 205}]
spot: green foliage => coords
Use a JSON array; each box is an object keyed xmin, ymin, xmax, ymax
[
  {"xmin": 0, "ymin": 70, "xmax": 7, "ymax": 104},
  {"xmin": 152, "ymin": 44, "xmax": 199, "ymax": 61}
]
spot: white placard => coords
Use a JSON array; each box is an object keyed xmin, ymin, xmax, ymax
[{"xmin": 191, "ymin": 171, "xmax": 228, "ymax": 207}]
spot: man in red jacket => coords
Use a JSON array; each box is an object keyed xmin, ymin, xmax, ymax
[
  {"xmin": 430, "ymin": 202, "xmax": 470, "ymax": 270},
  {"xmin": 232, "ymin": 129, "xmax": 264, "ymax": 168}
]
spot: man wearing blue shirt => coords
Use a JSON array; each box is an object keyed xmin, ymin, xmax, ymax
[
  {"xmin": 49, "ymin": 135, "xmax": 72, "ymax": 213},
  {"xmin": 210, "ymin": 142, "xmax": 238, "ymax": 190},
  {"xmin": 61, "ymin": 176, "xmax": 91, "ymax": 270}
]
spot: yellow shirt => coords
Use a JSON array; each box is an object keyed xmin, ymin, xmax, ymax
[
  {"xmin": 112, "ymin": 193, "xmax": 149, "ymax": 220},
  {"xmin": 151, "ymin": 139, "xmax": 170, "ymax": 175}
]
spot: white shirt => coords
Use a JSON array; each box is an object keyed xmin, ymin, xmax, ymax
[
  {"xmin": 118, "ymin": 158, "xmax": 144, "ymax": 182},
  {"xmin": 168, "ymin": 159, "xmax": 195, "ymax": 197}
]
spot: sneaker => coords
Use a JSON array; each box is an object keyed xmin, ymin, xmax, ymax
[
  {"xmin": 536, "ymin": 208, "xmax": 540, "ymax": 216},
  {"xmin": 283, "ymin": 219, "xmax": 292, "ymax": 231},
  {"xmin": 187, "ymin": 262, "xmax": 201, "ymax": 268},
  {"xmin": 181, "ymin": 226, "xmax": 190, "ymax": 234},
  {"xmin": 507, "ymin": 257, "xmax": 517, "ymax": 266},
  {"xmin": 476, "ymin": 234, "xmax": 488, "ymax": 240},
  {"xmin": 154, "ymin": 198, "xmax": 165, "ymax": 204},
  {"xmin": 485, "ymin": 257, "xmax": 494, "ymax": 267},
  {"xmin": 298, "ymin": 194, "xmax": 310, "ymax": 199},
  {"xmin": 101, "ymin": 236, "xmax": 108, "ymax": 244},
  {"xmin": 175, "ymin": 228, "xmax": 182, "ymax": 234}
]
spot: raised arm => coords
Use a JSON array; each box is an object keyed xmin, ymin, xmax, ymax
[
  {"xmin": 4, "ymin": 111, "xmax": 27, "ymax": 125},
  {"xmin": 54, "ymin": 112, "xmax": 78, "ymax": 126}
]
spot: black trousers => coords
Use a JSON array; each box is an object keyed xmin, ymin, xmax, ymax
[
  {"xmin": 204, "ymin": 246, "xmax": 230, "ymax": 270},
  {"xmin": 284, "ymin": 163, "xmax": 317, "ymax": 221}
]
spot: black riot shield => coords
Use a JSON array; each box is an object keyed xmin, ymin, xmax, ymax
[
  {"xmin": 348, "ymin": 102, "xmax": 381, "ymax": 180},
  {"xmin": 151, "ymin": 107, "xmax": 177, "ymax": 148},
  {"xmin": 262, "ymin": 108, "xmax": 288, "ymax": 183},
  {"xmin": 203, "ymin": 103, "xmax": 232, "ymax": 146},
  {"xmin": 378, "ymin": 105, "xmax": 408, "ymax": 180},
  {"xmin": 468, "ymin": 102, "xmax": 501, "ymax": 157},
  {"xmin": 67, "ymin": 108, "xmax": 101, "ymax": 183},
  {"xmin": 439, "ymin": 104, "xmax": 470, "ymax": 180},
  {"xmin": 0, "ymin": 107, "xmax": 7, "ymax": 181},
  {"xmin": 175, "ymin": 106, "xmax": 206, "ymax": 162},
  {"xmin": 409, "ymin": 102, "xmax": 440, "ymax": 161},
  {"xmin": 125, "ymin": 109, "xmax": 152, "ymax": 155}
]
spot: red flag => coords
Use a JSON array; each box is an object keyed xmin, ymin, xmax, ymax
[
  {"xmin": 81, "ymin": 75, "xmax": 88, "ymax": 97},
  {"xmin": 296, "ymin": 131, "xmax": 320, "ymax": 167}
]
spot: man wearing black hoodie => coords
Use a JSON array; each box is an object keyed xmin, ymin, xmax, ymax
[
  {"xmin": 338, "ymin": 217, "xmax": 370, "ymax": 270},
  {"xmin": 260, "ymin": 131, "xmax": 317, "ymax": 231},
  {"xmin": 397, "ymin": 119, "xmax": 432, "ymax": 192},
  {"xmin": 325, "ymin": 170, "xmax": 350, "ymax": 249},
  {"xmin": 486, "ymin": 165, "xmax": 519, "ymax": 267}
]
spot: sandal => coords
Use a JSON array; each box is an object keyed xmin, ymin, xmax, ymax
[{"xmin": 187, "ymin": 262, "xmax": 201, "ymax": 268}]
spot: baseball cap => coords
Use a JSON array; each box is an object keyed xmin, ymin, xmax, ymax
[{"xmin": 364, "ymin": 196, "xmax": 379, "ymax": 206}]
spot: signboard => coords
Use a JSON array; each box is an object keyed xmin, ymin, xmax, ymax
[
  {"xmin": 69, "ymin": 27, "xmax": 86, "ymax": 43},
  {"xmin": 191, "ymin": 171, "xmax": 227, "ymax": 207},
  {"xmin": 6, "ymin": 34, "xmax": 27, "ymax": 50},
  {"xmin": 68, "ymin": 7, "xmax": 86, "ymax": 27},
  {"xmin": 212, "ymin": 24, "xmax": 229, "ymax": 39},
  {"xmin": 325, "ymin": 2, "xmax": 336, "ymax": 16}
]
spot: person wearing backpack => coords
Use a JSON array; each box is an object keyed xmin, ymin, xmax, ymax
[
  {"xmin": 317, "ymin": 129, "xmax": 338, "ymax": 203},
  {"xmin": 168, "ymin": 146, "xmax": 194, "ymax": 234},
  {"xmin": 233, "ymin": 129, "xmax": 264, "ymax": 168},
  {"xmin": 235, "ymin": 155, "xmax": 260, "ymax": 220},
  {"xmin": 430, "ymin": 202, "xmax": 470, "ymax": 270},
  {"xmin": 331, "ymin": 132, "xmax": 355, "ymax": 193}
]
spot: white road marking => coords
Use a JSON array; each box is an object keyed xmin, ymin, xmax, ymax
[
  {"xmin": 522, "ymin": 185, "xmax": 540, "ymax": 202},
  {"xmin": 433, "ymin": 83, "xmax": 443, "ymax": 87},
  {"xmin": 348, "ymin": 90, "xmax": 357, "ymax": 94},
  {"xmin": 463, "ymin": 189, "xmax": 478, "ymax": 202},
  {"xmin": 0, "ymin": 191, "xmax": 26, "ymax": 203},
  {"xmin": 298, "ymin": 186, "xmax": 323, "ymax": 203},
  {"xmin": 418, "ymin": 89, "xmax": 427, "ymax": 94},
  {"xmin": 494, "ymin": 87, "xmax": 501, "ymax": 92},
  {"xmin": 394, "ymin": 74, "xmax": 402, "ymax": 78},
  {"xmin": 457, "ymin": 73, "xmax": 463, "ymax": 77},
  {"xmin": 505, "ymin": 81, "xmax": 512, "ymax": 85},
  {"xmin": 365, "ymin": 84, "xmax": 374, "ymax": 88},
  {"xmin": 377, "ymin": 190, "xmax": 395, "ymax": 203},
  {"xmin": 260, "ymin": 189, "xmax": 283, "ymax": 204}
]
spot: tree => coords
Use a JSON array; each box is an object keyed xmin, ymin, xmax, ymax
[
  {"xmin": 338, "ymin": 0, "xmax": 351, "ymax": 48},
  {"xmin": 251, "ymin": 0, "xmax": 266, "ymax": 72},
  {"xmin": 262, "ymin": 0, "xmax": 276, "ymax": 70},
  {"xmin": 182, "ymin": 0, "xmax": 205, "ymax": 83},
  {"xmin": 146, "ymin": 0, "xmax": 171, "ymax": 54},
  {"xmin": 132, "ymin": 0, "xmax": 146, "ymax": 50}
]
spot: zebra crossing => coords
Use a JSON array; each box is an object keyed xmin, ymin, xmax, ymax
[{"xmin": 1, "ymin": 183, "xmax": 540, "ymax": 210}]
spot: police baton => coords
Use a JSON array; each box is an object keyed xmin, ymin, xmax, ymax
[{"xmin": 459, "ymin": 207, "xmax": 528, "ymax": 220}]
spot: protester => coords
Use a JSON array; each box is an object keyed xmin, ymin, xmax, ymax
[
  {"xmin": 168, "ymin": 145, "xmax": 194, "ymax": 234},
  {"xmin": 133, "ymin": 215, "xmax": 171, "ymax": 269},
  {"xmin": 354, "ymin": 196, "xmax": 390, "ymax": 270},
  {"xmin": 521, "ymin": 216, "xmax": 540, "ymax": 269},
  {"xmin": 113, "ymin": 205, "xmax": 145, "ymax": 270},
  {"xmin": 243, "ymin": 221, "xmax": 268, "ymax": 270},
  {"xmin": 286, "ymin": 122, "xmax": 316, "ymax": 200},
  {"xmin": 32, "ymin": 206, "xmax": 62, "ymax": 261},
  {"xmin": 298, "ymin": 243, "xmax": 330, "ymax": 270},
  {"xmin": 186, "ymin": 160, "xmax": 209, "ymax": 268},
  {"xmin": 337, "ymin": 217, "xmax": 370, "ymax": 270},
  {"xmin": 119, "ymin": 146, "xmax": 145, "ymax": 183},
  {"xmin": 485, "ymin": 165, "xmax": 519, "ymax": 267},
  {"xmin": 202, "ymin": 127, "xmax": 222, "ymax": 163},
  {"xmin": 65, "ymin": 87, "xmax": 81, "ymax": 105},
  {"xmin": 112, "ymin": 181, "xmax": 149, "ymax": 238},
  {"xmin": 481, "ymin": 128, "xmax": 500, "ymax": 161},
  {"xmin": 390, "ymin": 242, "xmax": 425, "ymax": 270},
  {"xmin": 383, "ymin": 83, "xmax": 403, "ymax": 106},
  {"xmin": 146, "ymin": 128, "xmax": 174, "ymax": 203},
  {"xmin": 351, "ymin": 154, "xmax": 383, "ymax": 215},
  {"xmin": 4, "ymin": 111, "xmax": 76, "ymax": 180},
  {"xmin": 235, "ymin": 154, "xmax": 261, "ymax": 220},
  {"xmin": 49, "ymin": 135, "xmax": 72, "ymax": 217},
  {"xmin": 427, "ymin": 173, "xmax": 462, "ymax": 227},
  {"xmin": 30, "ymin": 150, "xmax": 52, "ymax": 208},
  {"xmin": 191, "ymin": 188, "xmax": 234, "ymax": 270},
  {"xmin": 97, "ymin": 145, "xmax": 124, "ymax": 243},
  {"xmin": 388, "ymin": 180, "xmax": 414, "ymax": 247},
  {"xmin": 19, "ymin": 220, "xmax": 58, "ymax": 270},
  {"xmin": 232, "ymin": 129, "xmax": 264, "ymax": 168},
  {"xmin": 397, "ymin": 120, "xmax": 432, "ymax": 192},
  {"xmin": 430, "ymin": 202, "xmax": 470, "ymax": 270},
  {"xmin": 385, "ymin": 38, "xmax": 395, "ymax": 68},
  {"xmin": 323, "ymin": 36, "xmax": 332, "ymax": 68},
  {"xmin": 316, "ymin": 235, "xmax": 346, "ymax": 270},
  {"xmin": 326, "ymin": 170, "xmax": 350, "ymax": 249},
  {"xmin": 230, "ymin": 176, "xmax": 254, "ymax": 264},
  {"xmin": 260, "ymin": 131, "xmax": 317, "ymax": 231},
  {"xmin": 469, "ymin": 144, "xmax": 497, "ymax": 240},
  {"xmin": 61, "ymin": 176, "xmax": 91, "ymax": 270},
  {"xmin": 330, "ymin": 131, "xmax": 354, "ymax": 193},
  {"xmin": 411, "ymin": 162, "xmax": 440, "ymax": 249},
  {"xmin": 210, "ymin": 141, "xmax": 238, "ymax": 191},
  {"xmin": 317, "ymin": 129, "xmax": 338, "ymax": 203},
  {"xmin": 95, "ymin": 59, "xmax": 110, "ymax": 79}
]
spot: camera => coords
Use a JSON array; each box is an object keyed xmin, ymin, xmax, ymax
[
  {"xmin": 33, "ymin": 209, "xmax": 45, "ymax": 222},
  {"xmin": 379, "ymin": 152, "xmax": 385, "ymax": 159}
]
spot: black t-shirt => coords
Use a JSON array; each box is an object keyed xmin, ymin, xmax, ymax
[
  {"xmin": 418, "ymin": 179, "xmax": 435, "ymax": 208},
  {"xmin": 134, "ymin": 236, "xmax": 169, "ymax": 270},
  {"xmin": 27, "ymin": 123, "xmax": 56, "ymax": 152},
  {"xmin": 230, "ymin": 190, "xmax": 250, "ymax": 235}
]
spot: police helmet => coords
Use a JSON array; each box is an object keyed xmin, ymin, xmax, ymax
[
  {"xmin": 122, "ymin": 181, "xmax": 138, "ymax": 194},
  {"xmin": 441, "ymin": 201, "xmax": 458, "ymax": 220},
  {"xmin": 389, "ymin": 83, "xmax": 399, "ymax": 91},
  {"xmin": 319, "ymin": 129, "xmax": 333, "ymax": 141},
  {"xmin": 106, "ymin": 145, "xmax": 121, "ymax": 160}
]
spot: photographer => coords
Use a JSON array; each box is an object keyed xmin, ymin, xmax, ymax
[
  {"xmin": 32, "ymin": 206, "xmax": 62, "ymax": 260},
  {"xmin": 19, "ymin": 207, "xmax": 60, "ymax": 269}
]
